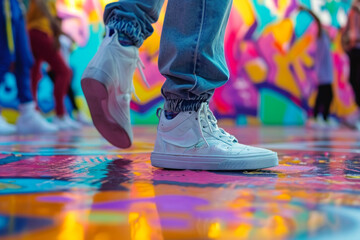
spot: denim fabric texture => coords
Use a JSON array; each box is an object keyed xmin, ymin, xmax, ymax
[
  {"xmin": 104, "ymin": 0, "xmax": 233, "ymax": 112},
  {"xmin": 104, "ymin": 0, "xmax": 165, "ymax": 47},
  {"xmin": 0, "ymin": 0, "xmax": 34, "ymax": 104}
]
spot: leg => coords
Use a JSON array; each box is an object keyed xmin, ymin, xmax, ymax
[
  {"xmin": 0, "ymin": 0, "xmax": 58, "ymax": 135},
  {"xmin": 0, "ymin": 0, "xmax": 13, "ymax": 84},
  {"xmin": 104, "ymin": 0, "xmax": 165, "ymax": 47},
  {"xmin": 48, "ymin": 68, "xmax": 78, "ymax": 111},
  {"xmin": 313, "ymin": 85, "xmax": 323, "ymax": 119},
  {"xmin": 50, "ymin": 56, "xmax": 72, "ymax": 117},
  {"xmin": 12, "ymin": 1, "xmax": 34, "ymax": 104},
  {"xmin": 28, "ymin": 30, "xmax": 43, "ymax": 105},
  {"xmin": 151, "ymin": 0, "xmax": 278, "ymax": 170},
  {"xmin": 0, "ymin": 0, "xmax": 16, "ymax": 135},
  {"xmin": 159, "ymin": 0, "xmax": 233, "ymax": 112},
  {"xmin": 322, "ymin": 84, "xmax": 333, "ymax": 121},
  {"xmin": 49, "ymin": 68, "xmax": 78, "ymax": 112},
  {"xmin": 67, "ymin": 83, "xmax": 79, "ymax": 111},
  {"xmin": 82, "ymin": 0, "xmax": 164, "ymax": 147},
  {"xmin": 30, "ymin": 60, "xmax": 42, "ymax": 105},
  {"xmin": 29, "ymin": 30, "xmax": 71, "ymax": 117},
  {"xmin": 348, "ymin": 49, "xmax": 360, "ymax": 108}
]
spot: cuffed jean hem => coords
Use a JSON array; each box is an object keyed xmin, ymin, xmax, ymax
[
  {"xmin": 107, "ymin": 16, "xmax": 146, "ymax": 48},
  {"xmin": 164, "ymin": 98, "xmax": 208, "ymax": 112}
]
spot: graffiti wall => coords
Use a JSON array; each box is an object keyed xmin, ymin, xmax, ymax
[{"xmin": 0, "ymin": 0, "xmax": 356, "ymax": 125}]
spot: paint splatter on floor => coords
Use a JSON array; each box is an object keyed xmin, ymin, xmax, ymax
[{"xmin": 0, "ymin": 126, "xmax": 360, "ymax": 240}]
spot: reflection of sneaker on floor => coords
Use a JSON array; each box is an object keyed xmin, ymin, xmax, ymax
[
  {"xmin": 81, "ymin": 28, "xmax": 147, "ymax": 148},
  {"xmin": 0, "ymin": 115, "xmax": 16, "ymax": 135},
  {"xmin": 151, "ymin": 103, "xmax": 278, "ymax": 170},
  {"xmin": 16, "ymin": 102, "xmax": 58, "ymax": 134},
  {"xmin": 53, "ymin": 115, "xmax": 82, "ymax": 130}
]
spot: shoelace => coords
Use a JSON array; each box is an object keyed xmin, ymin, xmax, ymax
[
  {"xmin": 132, "ymin": 58, "xmax": 150, "ymax": 102},
  {"xmin": 197, "ymin": 103, "xmax": 238, "ymax": 147}
]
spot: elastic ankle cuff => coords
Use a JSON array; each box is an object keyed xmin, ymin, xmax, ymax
[
  {"xmin": 164, "ymin": 99, "xmax": 208, "ymax": 112},
  {"xmin": 107, "ymin": 16, "xmax": 145, "ymax": 48}
]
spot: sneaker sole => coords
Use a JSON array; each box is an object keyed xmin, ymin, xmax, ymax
[
  {"xmin": 81, "ymin": 78, "xmax": 131, "ymax": 148},
  {"xmin": 150, "ymin": 152, "xmax": 278, "ymax": 170}
]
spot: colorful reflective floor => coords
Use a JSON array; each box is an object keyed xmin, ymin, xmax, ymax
[{"xmin": 0, "ymin": 125, "xmax": 360, "ymax": 240}]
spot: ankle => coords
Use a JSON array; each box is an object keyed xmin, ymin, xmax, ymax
[
  {"xmin": 19, "ymin": 101, "xmax": 36, "ymax": 115},
  {"xmin": 118, "ymin": 33, "xmax": 133, "ymax": 46},
  {"xmin": 164, "ymin": 110, "xmax": 179, "ymax": 120},
  {"xmin": 108, "ymin": 27, "xmax": 133, "ymax": 46}
]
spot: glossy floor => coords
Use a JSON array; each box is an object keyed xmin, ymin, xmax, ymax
[{"xmin": 0, "ymin": 126, "xmax": 360, "ymax": 240}]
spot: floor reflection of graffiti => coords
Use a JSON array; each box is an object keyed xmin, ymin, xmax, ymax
[
  {"xmin": 0, "ymin": 126, "xmax": 360, "ymax": 239},
  {"xmin": 0, "ymin": 215, "xmax": 53, "ymax": 237}
]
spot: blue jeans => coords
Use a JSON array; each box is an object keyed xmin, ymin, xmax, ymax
[
  {"xmin": 104, "ymin": 0, "xmax": 232, "ymax": 112},
  {"xmin": 0, "ymin": 0, "xmax": 34, "ymax": 104}
]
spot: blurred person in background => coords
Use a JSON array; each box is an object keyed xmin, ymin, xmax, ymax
[
  {"xmin": 299, "ymin": 6, "xmax": 338, "ymax": 129},
  {"xmin": 342, "ymin": 0, "xmax": 360, "ymax": 130},
  {"xmin": 0, "ymin": 0, "xmax": 58, "ymax": 135},
  {"xmin": 55, "ymin": 0, "xmax": 94, "ymax": 125},
  {"xmin": 27, "ymin": 0, "xmax": 80, "ymax": 130},
  {"xmin": 47, "ymin": 16, "xmax": 90, "ymax": 126}
]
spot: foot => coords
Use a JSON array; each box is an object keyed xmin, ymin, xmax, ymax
[
  {"xmin": 53, "ymin": 115, "xmax": 81, "ymax": 130},
  {"xmin": 16, "ymin": 102, "xmax": 58, "ymax": 134},
  {"xmin": 76, "ymin": 111, "xmax": 93, "ymax": 126},
  {"xmin": 326, "ymin": 117, "xmax": 339, "ymax": 129},
  {"xmin": 151, "ymin": 103, "xmax": 278, "ymax": 170},
  {"xmin": 64, "ymin": 115, "xmax": 82, "ymax": 130},
  {"xmin": 307, "ymin": 115, "xmax": 326, "ymax": 129},
  {"xmin": 81, "ymin": 27, "xmax": 146, "ymax": 148},
  {"xmin": 0, "ymin": 115, "xmax": 16, "ymax": 135}
]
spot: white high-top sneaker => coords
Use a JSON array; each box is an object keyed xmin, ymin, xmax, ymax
[
  {"xmin": 0, "ymin": 114, "xmax": 16, "ymax": 135},
  {"xmin": 81, "ymin": 28, "xmax": 148, "ymax": 148},
  {"xmin": 16, "ymin": 102, "xmax": 58, "ymax": 134},
  {"xmin": 151, "ymin": 103, "xmax": 279, "ymax": 170}
]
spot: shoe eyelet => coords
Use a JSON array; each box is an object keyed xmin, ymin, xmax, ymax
[{"xmin": 195, "ymin": 118, "xmax": 198, "ymax": 120}]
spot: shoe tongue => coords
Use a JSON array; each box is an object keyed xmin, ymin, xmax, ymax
[
  {"xmin": 199, "ymin": 109, "xmax": 238, "ymax": 143},
  {"xmin": 199, "ymin": 110, "xmax": 218, "ymax": 131}
]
